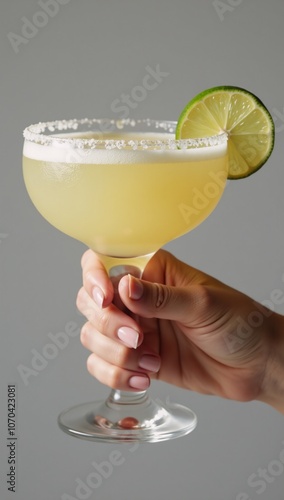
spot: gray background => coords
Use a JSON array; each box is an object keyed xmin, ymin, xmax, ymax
[{"xmin": 1, "ymin": 0, "xmax": 284, "ymax": 499}]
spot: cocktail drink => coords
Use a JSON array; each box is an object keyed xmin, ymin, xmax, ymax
[{"xmin": 23, "ymin": 118, "xmax": 228, "ymax": 442}]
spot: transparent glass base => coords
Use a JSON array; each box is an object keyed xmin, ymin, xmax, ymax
[{"xmin": 58, "ymin": 390, "xmax": 197, "ymax": 443}]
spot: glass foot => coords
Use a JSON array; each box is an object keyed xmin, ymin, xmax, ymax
[{"xmin": 58, "ymin": 390, "xmax": 197, "ymax": 443}]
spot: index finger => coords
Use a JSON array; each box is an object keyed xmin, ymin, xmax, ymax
[{"xmin": 81, "ymin": 249, "xmax": 114, "ymax": 307}]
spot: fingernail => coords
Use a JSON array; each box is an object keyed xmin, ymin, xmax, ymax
[
  {"xmin": 92, "ymin": 287, "xmax": 104, "ymax": 308},
  {"xmin": 117, "ymin": 327, "xmax": 139, "ymax": 349},
  {"xmin": 129, "ymin": 375, "xmax": 150, "ymax": 390},
  {"xmin": 138, "ymin": 354, "xmax": 161, "ymax": 373},
  {"xmin": 128, "ymin": 275, "xmax": 144, "ymax": 300}
]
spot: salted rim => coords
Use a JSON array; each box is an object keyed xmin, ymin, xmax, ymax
[{"xmin": 23, "ymin": 118, "xmax": 228, "ymax": 151}]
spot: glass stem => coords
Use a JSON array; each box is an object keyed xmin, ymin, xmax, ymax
[
  {"xmin": 97, "ymin": 253, "xmax": 155, "ymax": 407},
  {"xmin": 107, "ymin": 389, "xmax": 149, "ymax": 406},
  {"xmin": 97, "ymin": 253, "xmax": 154, "ymax": 279}
]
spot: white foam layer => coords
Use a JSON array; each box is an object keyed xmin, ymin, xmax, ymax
[{"xmin": 23, "ymin": 132, "xmax": 227, "ymax": 164}]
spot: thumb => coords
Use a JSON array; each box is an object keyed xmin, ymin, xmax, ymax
[{"xmin": 118, "ymin": 274, "xmax": 209, "ymax": 325}]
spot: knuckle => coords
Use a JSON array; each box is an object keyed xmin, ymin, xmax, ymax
[
  {"xmin": 97, "ymin": 310, "xmax": 110, "ymax": 332},
  {"xmin": 107, "ymin": 365, "xmax": 121, "ymax": 388},
  {"xmin": 80, "ymin": 322, "xmax": 89, "ymax": 347},
  {"xmin": 113, "ymin": 344, "xmax": 128, "ymax": 368},
  {"xmin": 76, "ymin": 287, "xmax": 84, "ymax": 309},
  {"xmin": 86, "ymin": 353, "xmax": 95, "ymax": 374},
  {"xmin": 153, "ymin": 283, "xmax": 171, "ymax": 310},
  {"xmin": 194, "ymin": 284, "xmax": 214, "ymax": 308},
  {"xmin": 86, "ymin": 354, "xmax": 124, "ymax": 390}
]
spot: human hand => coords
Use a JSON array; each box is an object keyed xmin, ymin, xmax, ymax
[{"xmin": 77, "ymin": 249, "xmax": 284, "ymax": 412}]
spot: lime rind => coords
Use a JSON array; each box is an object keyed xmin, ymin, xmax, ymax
[{"xmin": 176, "ymin": 86, "xmax": 275, "ymax": 179}]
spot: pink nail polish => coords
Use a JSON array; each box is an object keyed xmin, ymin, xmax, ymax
[
  {"xmin": 92, "ymin": 287, "xmax": 104, "ymax": 308},
  {"xmin": 117, "ymin": 327, "xmax": 139, "ymax": 349},
  {"xmin": 129, "ymin": 375, "xmax": 150, "ymax": 390},
  {"xmin": 139, "ymin": 354, "xmax": 161, "ymax": 373}
]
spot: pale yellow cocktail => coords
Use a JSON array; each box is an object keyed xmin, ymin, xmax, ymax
[{"xmin": 23, "ymin": 130, "xmax": 227, "ymax": 259}]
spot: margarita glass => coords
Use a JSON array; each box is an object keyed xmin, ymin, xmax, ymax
[{"xmin": 23, "ymin": 118, "xmax": 228, "ymax": 442}]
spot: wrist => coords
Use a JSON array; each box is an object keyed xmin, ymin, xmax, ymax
[{"xmin": 258, "ymin": 312, "xmax": 284, "ymax": 414}]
